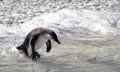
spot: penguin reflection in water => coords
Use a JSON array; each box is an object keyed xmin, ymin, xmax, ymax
[{"xmin": 17, "ymin": 27, "xmax": 61, "ymax": 60}]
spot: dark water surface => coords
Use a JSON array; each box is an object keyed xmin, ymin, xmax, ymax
[{"xmin": 0, "ymin": 37, "xmax": 120, "ymax": 72}]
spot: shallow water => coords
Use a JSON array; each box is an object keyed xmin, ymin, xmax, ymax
[{"xmin": 1, "ymin": 36, "xmax": 120, "ymax": 72}]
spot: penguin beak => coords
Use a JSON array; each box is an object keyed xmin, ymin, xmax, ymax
[
  {"xmin": 54, "ymin": 38, "xmax": 61, "ymax": 44},
  {"xmin": 56, "ymin": 40, "xmax": 61, "ymax": 44},
  {"xmin": 50, "ymin": 31, "xmax": 61, "ymax": 44}
]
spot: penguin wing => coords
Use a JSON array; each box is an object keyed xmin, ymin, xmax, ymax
[{"xmin": 46, "ymin": 39, "xmax": 51, "ymax": 52}]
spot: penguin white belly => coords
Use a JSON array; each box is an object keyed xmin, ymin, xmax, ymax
[
  {"xmin": 28, "ymin": 34, "xmax": 50, "ymax": 56},
  {"xmin": 35, "ymin": 35, "xmax": 49, "ymax": 51}
]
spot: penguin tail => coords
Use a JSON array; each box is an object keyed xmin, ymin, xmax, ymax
[
  {"xmin": 17, "ymin": 44, "xmax": 26, "ymax": 50},
  {"xmin": 16, "ymin": 44, "xmax": 28, "ymax": 56}
]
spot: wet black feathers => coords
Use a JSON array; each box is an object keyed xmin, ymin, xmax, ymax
[{"xmin": 46, "ymin": 39, "xmax": 51, "ymax": 52}]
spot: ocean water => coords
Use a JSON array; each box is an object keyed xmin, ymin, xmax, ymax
[
  {"xmin": 0, "ymin": 9, "xmax": 120, "ymax": 72},
  {"xmin": 0, "ymin": 37, "xmax": 120, "ymax": 72}
]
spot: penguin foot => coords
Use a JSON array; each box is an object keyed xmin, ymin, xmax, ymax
[
  {"xmin": 31, "ymin": 52, "xmax": 40, "ymax": 60},
  {"xmin": 35, "ymin": 52, "xmax": 40, "ymax": 58}
]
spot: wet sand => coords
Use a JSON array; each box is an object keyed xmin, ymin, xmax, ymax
[{"xmin": 0, "ymin": 36, "xmax": 120, "ymax": 72}]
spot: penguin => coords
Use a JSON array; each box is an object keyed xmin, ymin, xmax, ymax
[{"xmin": 17, "ymin": 27, "xmax": 61, "ymax": 60}]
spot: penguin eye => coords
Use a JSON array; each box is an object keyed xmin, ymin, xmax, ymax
[{"xmin": 50, "ymin": 32, "xmax": 57, "ymax": 38}]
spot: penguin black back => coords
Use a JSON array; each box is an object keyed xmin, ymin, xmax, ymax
[{"xmin": 17, "ymin": 27, "xmax": 61, "ymax": 60}]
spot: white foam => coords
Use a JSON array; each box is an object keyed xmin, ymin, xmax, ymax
[{"xmin": 0, "ymin": 9, "xmax": 120, "ymax": 56}]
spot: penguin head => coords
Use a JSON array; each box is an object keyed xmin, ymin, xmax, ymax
[{"xmin": 50, "ymin": 31, "xmax": 61, "ymax": 44}]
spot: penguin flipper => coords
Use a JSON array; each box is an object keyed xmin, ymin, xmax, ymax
[{"xmin": 46, "ymin": 39, "xmax": 51, "ymax": 52}]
